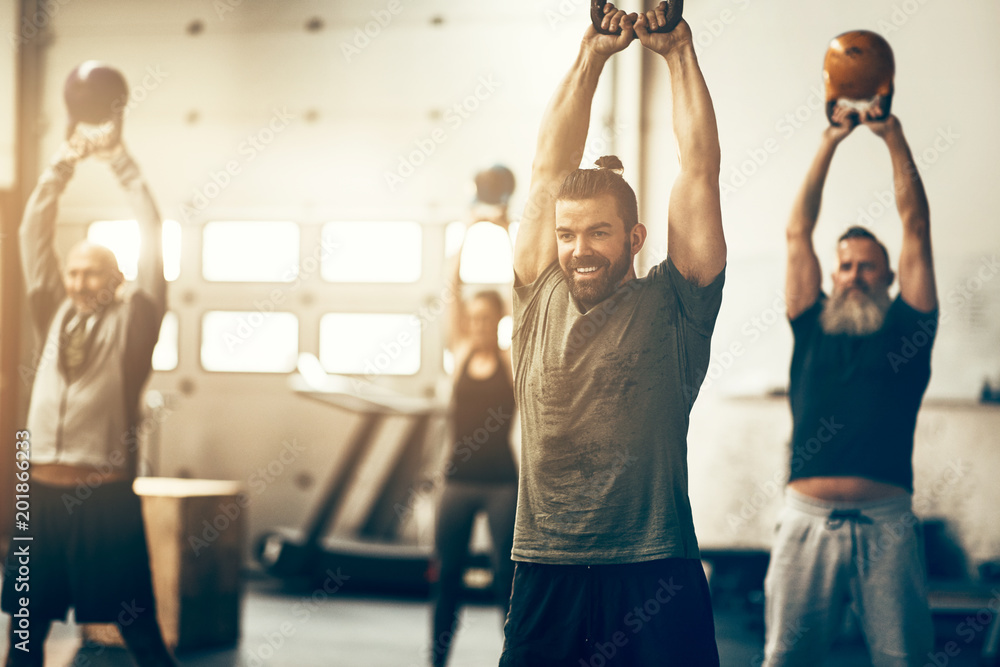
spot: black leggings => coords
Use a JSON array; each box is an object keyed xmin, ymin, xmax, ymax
[
  {"xmin": 5, "ymin": 613, "xmax": 176, "ymax": 667},
  {"xmin": 431, "ymin": 480, "xmax": 517, "ymax": 667}
]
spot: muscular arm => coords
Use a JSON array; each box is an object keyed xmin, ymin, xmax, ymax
[
  {"xmin": 867, "ymin": 116, "xmax": 936, "ymax": 312},
  {"xmin": 785, "ymin": 115, "xmax": 855, "ymax": 320},
  {"xmin": 514, "ymin": 8, "xmax": 635, "ymax": 286},
  {"xmin": 636, "ymin": 11, "xmax": 724, "ymax": 286}
]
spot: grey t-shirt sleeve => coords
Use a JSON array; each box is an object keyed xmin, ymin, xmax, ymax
[
  {"xmin": 512, "ymin": 261, "xmax": 562, "ymax": 340},
  {"xmin": 652, "ymin": 256, "xmax": 726, "ymax": 337}
]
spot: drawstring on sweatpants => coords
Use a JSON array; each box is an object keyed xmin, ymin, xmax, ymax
[{"xmin": 825, "ymin": 509, "xmax": 874, "ymax": 576}]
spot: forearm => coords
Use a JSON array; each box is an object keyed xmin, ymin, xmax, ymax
[
  {"xmin": 789, "ymin": 134, "xmax": 841, "ymax": 238},
  {"xmin": 516, "ymin": 47, "xmax": 608, "ymax": 284},
  {"xmin": 19, "ymin": 158, "xmax": 75, "ymax": 297},
  {"xmin": 661, "ymin": 38, "xmax": 726, "ymax": 282},
  {"xmin": 884, "ymin": 128, "xmax": 930, "ymax": 235},
  {"xmin": 662, "ymin": 43, "xmax": 720, "ymax": 177},
  {"xmin": 532, "ymin": 47, "xmax": 608, "ymax": 180},
  {"xmin": 110, "ymin": 151, "xmax": 166, "ymax": 312}
]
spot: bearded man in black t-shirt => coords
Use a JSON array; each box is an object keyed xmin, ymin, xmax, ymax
[{"xmin": 763, "ymin": 107, "xmax": 939, "ymax": 666}]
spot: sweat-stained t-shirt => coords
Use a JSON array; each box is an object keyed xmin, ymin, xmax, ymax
[{"xmin": 511, "ymin": 257, "xmax": 725, "ymax": 565}]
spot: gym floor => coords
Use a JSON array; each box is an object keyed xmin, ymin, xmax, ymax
[{"xmin": 5, "ymin": 572, "xmax": 990, "ymax": 667}]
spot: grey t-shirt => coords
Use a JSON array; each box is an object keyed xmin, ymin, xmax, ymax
[{"xmin": 511, "ymin": 256, "xmax": 725, "ymax": 564}]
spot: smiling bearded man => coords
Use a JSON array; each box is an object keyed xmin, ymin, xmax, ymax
[{"xmin": 499, "ymin": 4, "xmax": 727, "ymax": 665}]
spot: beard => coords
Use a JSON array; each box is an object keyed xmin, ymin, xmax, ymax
[
  {"xmin": 819, "ymin": 284, "xmax": 891, "ymax": 335},
  {"xmin": 563, "ymin": 238, "xmax": 633, "ymax": 310}
]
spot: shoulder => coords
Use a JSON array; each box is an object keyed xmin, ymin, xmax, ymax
[
  {"xmin": 514, "ymin": 261, "xmax": 565, "ymax": 311},
  {"xmin": 886, "ymin": 294, "xmax": 939, "ymax": 334},
  {"xmin": 790, "ymin": 294, "xmax": 824, "ymax": 339}
]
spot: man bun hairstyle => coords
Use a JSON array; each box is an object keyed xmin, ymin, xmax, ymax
[
  {"xmin": 838, "ymin": 225, "xmax": 891, "ymax": 270},
  {"xmin": 556, "ymin": 155, "xmax": 638, "ymax": 232},
  {"xmin": 594, "ymin": 155, "xmax": 624, "ymax": 174}
]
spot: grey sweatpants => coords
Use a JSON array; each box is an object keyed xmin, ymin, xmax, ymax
[{"xmin": 763, "ymin": 488, "xmax": 934, "ymax": 666}]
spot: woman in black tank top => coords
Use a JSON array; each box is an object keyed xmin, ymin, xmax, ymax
[{"xmin": 430, "ymin": 214, "xmax": 518, "ymax": 667}]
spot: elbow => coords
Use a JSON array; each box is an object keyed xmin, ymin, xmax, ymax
[
  {"xmin": 786, "ymin": 222, "xmax": 812, "ymax": 244},
  {"xmin": 679, "ymin": 153, "xmax": 720, "ymax": 180}
]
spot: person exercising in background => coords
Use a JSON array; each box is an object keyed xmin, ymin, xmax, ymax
[
  {"xmin": 430, "ymin": 185, "xmax": 518, "ymax": 667},
  {"xmin": 763, "ymin": 106, "xmax": 938, "ymax": 665},
  {"xmin": 501, "ymin": 3, "xmax": 725, "ymax": 665},
  {"xmin": 2, "ymin": 119, "xmax": 176, "ymax": 665}
]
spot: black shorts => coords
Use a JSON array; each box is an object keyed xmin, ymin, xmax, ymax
[
  {"xmin": 1, "ymin": 479, "xmax": 157, "ymax": 624},
  {"xmin": 499, "ymin": 557, "xmax": 719, "ymax": 667}
]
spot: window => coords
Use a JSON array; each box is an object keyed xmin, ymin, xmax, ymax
[
  {"xmin": 200, "ymin": 311, "xmax": 298, "ymax": 372},
  {"xmin": 319, "ymin": 313, "xmax": 421, "ymax": 375},
  {"xmin": 87, "ymin": 219, "xmax": 181, "ymax": 281},
  {"xmin": 202, "ymin": 221, "xmax": 299, "ymax": 282},
  {"xmin": 444, "ymin": 220, "xmax": 515, "ymax": 284},
  {"xmin": 152, "ymin": 312, "xmax": 178, "ymax": 371},
  {"xmin": 321, "ymin": 221, "xmax": 421, "ymax": 283}
]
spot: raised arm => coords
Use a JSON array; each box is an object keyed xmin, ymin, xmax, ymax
[
  {"xmin": 636, "ymin": 8, "xmax": 724, "ymax": 286},
  {"xmin": 108, "ymin": 146, "xmax": 166, "ymax": 316},
  {"xmin": 19, "ymin": 146, "xmax": 77, "ymax": 333},
  {"xmin": 513, "ymin": 6, "xmax": 636, "ymax": 286},
  {"xmin": 785, "ymin": 110, "xmax": 855, "ymax": 320},
  {"xmin": 447, "ymin": 225, "xmax": 470, "ymax": 354},
  {"xmin": 449, "ymin": 204, "xmax": 511, "ymax": 354},
  {"xmin": 864, "ymin": 115, "xmax": 936, "ymax": 313}
]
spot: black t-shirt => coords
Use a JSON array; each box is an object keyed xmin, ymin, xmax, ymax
[
  {"xmin": 788, "ymin": 294, "xmax": 938, "ymax": 492},
  {"xmin": 447, "ymin": 351, "xmax": 518, "ymax": 484}
]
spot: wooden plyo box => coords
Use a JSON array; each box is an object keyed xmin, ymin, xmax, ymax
[{"xmin": 82, "ymin": 478, "xmax": 245, "ymax": 652}]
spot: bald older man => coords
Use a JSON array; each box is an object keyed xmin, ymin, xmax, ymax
[{"xmin": 2, "ymin": 131, "xmax": 175, "ymax": 666}]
